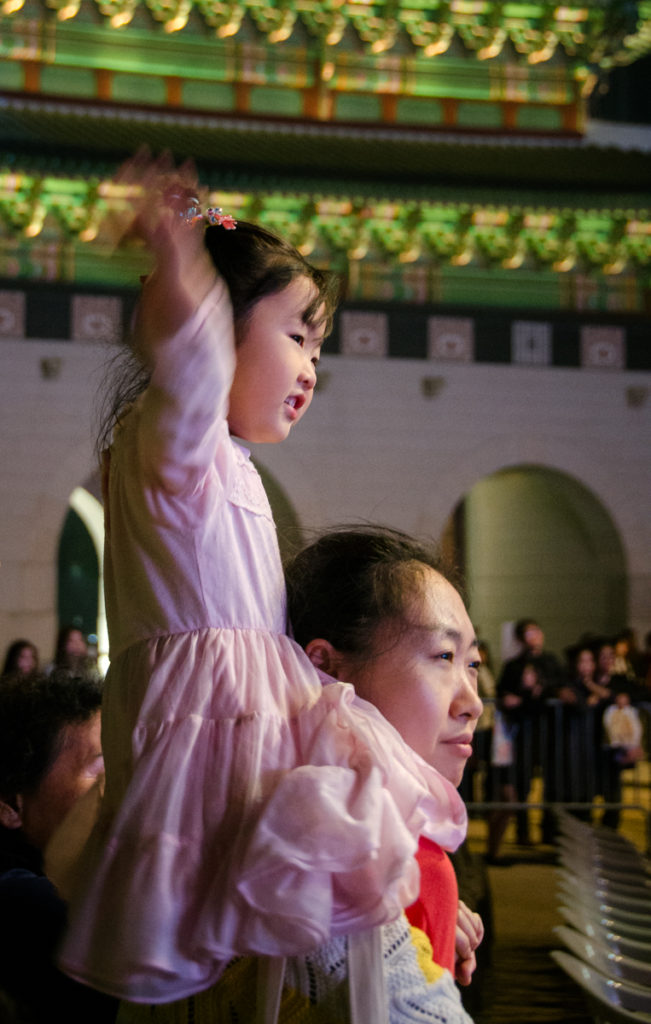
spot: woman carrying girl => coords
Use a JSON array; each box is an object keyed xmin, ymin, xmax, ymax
[
  {"xmin": 286, "ymin": 526, "xmax": 484, "ymax": 991},
  {"xmin": 59, "ymin": 155, "xmax": 467, "ymax": 1006},
  {"xmin": 118, "ymin": 525, "xmax": 484, "ymax": 1023}
]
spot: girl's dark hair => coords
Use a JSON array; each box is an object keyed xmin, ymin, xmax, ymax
[
  {"xmin": 0, "ymin": 673, "xmax": 103, "ymax": 801},
  {"xmin": 205, "ymin": 220, "xmax": 340, "ymax": 335},
  {"xmin": 285, "ymin": 525, "xmax": 463, "ymax": 659},
  {"xmin": 97, "ymin": 221, "xmax": 340, "ymax": 453}
]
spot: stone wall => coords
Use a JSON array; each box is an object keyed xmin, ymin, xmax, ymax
[{"xmin": 1, "ymin": 338, "xmax": 649, "ymax": 667}]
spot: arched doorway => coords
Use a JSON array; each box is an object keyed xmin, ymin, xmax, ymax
[
  {"xmin": 57, "ymin": 504, "xmax": 98, "ymax": 638},
  {"xmin": 444, "ymin": 465, "xmax": 628, "ymax": 668},
  {"xmin": 57, "ymin": 478, "xmax": 107, "ymax": 674}
]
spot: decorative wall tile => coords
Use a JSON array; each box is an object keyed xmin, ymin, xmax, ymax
[
  {"xmin": 0, "ymin": 290, "xmax": 26, "ymax": 338},
  {"xmin": 511, "ymin": 320, "xmax": 552, "ymax": 366},
  {"xmin": 71, "ymin": 295, "xmax": 122, "ymax": 344},
  {"xmin": 580, "ymin": 326, "xmax": 625, "ymax": 370},
  {"xmin": 339, "ymin": 310, "xmax": 389, "ymax": 357},
  {"xmin": 427, "ymin": 317, "xmax": 474, "ymax": 362}
]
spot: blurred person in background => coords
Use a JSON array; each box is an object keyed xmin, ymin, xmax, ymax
[
  {"xmin": 0, "ymin": 673, "xmax": 115, "ymax": 1023},
  {"xmin": 1, "ymin": 640, "xmax": 39, "ymax": 682}
]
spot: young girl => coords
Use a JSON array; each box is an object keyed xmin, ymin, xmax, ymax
[{"xmin": 58, "ymin": 157, "xmax": 467, "ymax": 1005}]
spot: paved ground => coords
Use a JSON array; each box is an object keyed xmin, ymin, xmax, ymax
[{"xmin": 469, "ymin": 859, "xmax": 592, "ymax": 1024}]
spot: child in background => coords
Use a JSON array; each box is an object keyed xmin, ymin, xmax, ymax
[
  {"xmin": 603, "ymin": 692, "xmax": 644, "ymax": 766},
  {"xmin": 59, "ymin": 155, "xmax": 467, "ymax": 1007},
  {"xmin": 602, "ymin": 691, "xmax": 644, "ymax": 831}
]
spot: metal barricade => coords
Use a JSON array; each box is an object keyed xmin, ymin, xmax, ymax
[{"xmin": 461, "ymin": 699, "xmax": 651, "ymax": 853}]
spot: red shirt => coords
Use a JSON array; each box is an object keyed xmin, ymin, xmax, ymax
[{"xmin": 405, "ymin": 836, "xmax": 458, "ymax": 973}]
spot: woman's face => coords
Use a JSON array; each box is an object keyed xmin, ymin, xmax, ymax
[
  {"xmin": 16, "ymin": 646, "xmax": 37, "ymax": 675},
  {"xmin": 64, "ymin": 630, "xmax": 87, "ymax": 657},
  {"xmin": 17, "ymin": 711, "xmax": 103, "ymax": 850},
  {"xmin": 577, "ymin": 649, "xmax": 595, "ymax": 678},
  {"xmin": 335, "ymin": 568, "xmax": 483, "ymax": 786},
  {"xmin": 598, "ymin": 645, "xmax": 615, "ymax": 674}
]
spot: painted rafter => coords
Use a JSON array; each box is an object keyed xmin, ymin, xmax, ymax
[
  {"xmin": 1, "ymin": 170, "xmax": 650, "ymax": 276},
  {"xmin": 2, "ymin": 0, "xmax": 650, "ymax": 68}
]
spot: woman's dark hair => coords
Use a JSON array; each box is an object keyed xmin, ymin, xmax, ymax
[
  {"xmin": 514, "ymin": 618, "xmax": 539, "ymax": 644},
  {"xmin": 520, "ymin": 660, "xmax": 539, "ymax": 678},
  {"xmin": 53, "ymin": 626, "xmax": 86, "ymax": 668},
  {"xmin": 1, "ymin": 640, "xmax": 38, "ymax": 679},
  {"xmin": 285, "ymin": 525, "xmax": 463, "ymax": 659},
  {"xmin": 97, "ymin": 220, "xmax": 340, "ymax": 453},
  {"xmin": 0, "ymin": 673, "xmax": 103, "ymax": 802}
]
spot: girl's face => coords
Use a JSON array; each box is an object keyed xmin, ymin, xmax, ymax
[
  {"xmin": 335, "ymin": 568, "xmax": 483, "ymax": 786},
  {"xmin": 227, "ymin": 276, "xmax": 324, "ymax": 443},
  {"xmin": 522, "ymin": 665, "xmax": 538, "ymax": 688}
]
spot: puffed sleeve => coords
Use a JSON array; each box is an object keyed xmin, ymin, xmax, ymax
[{"xmin": 136, "ymin": 277, "xmax": 236, "ymax": 494}]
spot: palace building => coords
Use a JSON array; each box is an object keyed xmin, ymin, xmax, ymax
[{"xmin": 1, "ymin": 0, "xmax": 650, "ymax": 666}]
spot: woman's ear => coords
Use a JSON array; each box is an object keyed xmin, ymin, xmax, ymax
[
  {"xmin": 0, "ymin": 796, "xmax": 23, "ymax": 830},
  {"xmin": 305, "ymin": 638, "xmax": 341, "ymax": 677}
]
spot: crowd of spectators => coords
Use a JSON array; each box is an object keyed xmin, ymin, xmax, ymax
[
  {"xmin": 1, "ymin": 628, "xmax": 101, "ymax": 689},
  {"xmin": 460, "ymin": 620, "xmax": 651, "ymax": 863}
]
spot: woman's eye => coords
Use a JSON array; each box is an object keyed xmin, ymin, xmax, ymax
[
  {"xmin": 469, "ymin": 660, "xmax": 481, "ymax": 672},
  {"xmin": 436, "ymin": 651, "xmax": 454, "ymax": 662}
]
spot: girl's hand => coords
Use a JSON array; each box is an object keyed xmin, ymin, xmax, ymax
[
  {"xmin": 111, "ymin": 148, "xmax": 219, "ymax": 358},
  {"xmin": 454, "ymin": 900, "xmax": 484, "ymax": 986}
]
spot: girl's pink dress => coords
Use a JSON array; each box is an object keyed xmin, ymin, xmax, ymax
[{"xmin": 59, "ymin": 279, "xmax": 467, "ymax": 1003}]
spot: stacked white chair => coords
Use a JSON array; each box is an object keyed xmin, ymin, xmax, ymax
[
  {"xmin": 552, "ymin": 810, "xmax": 651, "ymax": 1022},
  {"xmin": 550, "ymin": 951, "xmax": 651, "ymax": 1023}
]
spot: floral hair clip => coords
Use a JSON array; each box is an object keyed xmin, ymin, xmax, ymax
[
  {"xmin": 163, "ymin": 185, "xmax": 237, "ymax": 230},
  {"xmin": 204, "ymin": 207, "xmax": 238, "ymax": 231}
]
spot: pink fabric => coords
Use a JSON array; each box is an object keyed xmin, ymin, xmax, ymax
[{"xmin": 59, "ymin": 280, "xmax": 467, "ymax": 1003}]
